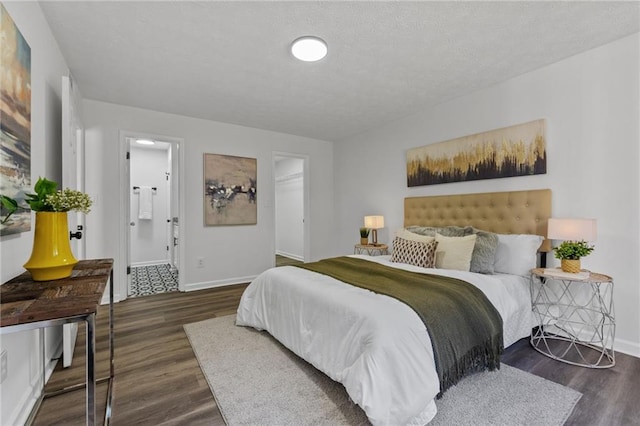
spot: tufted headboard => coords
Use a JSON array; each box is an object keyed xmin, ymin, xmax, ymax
[{"xmin": 404, "ymin": 189, "xmax": 552, "ymax": 252}]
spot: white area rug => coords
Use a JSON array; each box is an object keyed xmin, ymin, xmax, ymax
[{"xmin": 184, "ymin": 315, "xmax": 581, "ymax": 425}]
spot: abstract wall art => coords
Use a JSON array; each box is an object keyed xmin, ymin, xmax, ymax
[
  {"xmin": 407, "ymin": 119, "xmax": 546, "ymax": 187},
  {"xmin": 203, "ymin": 153, "xmax": 257, "ymax": 226},
  {"xmin": 0, "ymin": 5, "xmax": 32, "ymax": 236}
]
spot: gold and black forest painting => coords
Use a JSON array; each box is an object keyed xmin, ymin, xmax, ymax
[{"xmin": 407, "ymin": 119, "xmax": 546, "ymax": 187}]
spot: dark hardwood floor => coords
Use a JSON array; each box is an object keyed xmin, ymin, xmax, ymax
[
  {"xmin": 502, "ymin": 339, "xmax": 640, "ymax": 426},
  {"xmin": 34, "ymin": 285, "xmax": 247, "ymax": 426},
  {"xmin": 34, "ymin": 283, "xmax": 639, "ymax": 425}
]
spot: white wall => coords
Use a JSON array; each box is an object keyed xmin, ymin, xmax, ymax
[
  {"xmin": 129, "ymin": 145, "xmax": 170, "ymax": 265},
  {"xmin": 0, "ymin": 3, "xmax": 69, "ymax": 424},
  {"xmin": 334, "ymin": 33, "xmax": 640, "ymax": 357},
  {"xmin": 82, "ymin": 100, "xmax": 335, "ymax": 301},
  {"xmin": 275, "ymin": 158, "xmax": 304, "ymax": 260}
]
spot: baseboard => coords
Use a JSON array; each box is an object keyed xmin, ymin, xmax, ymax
[
  {"xmin": 9, "ymin": 377, "xmax": 40, "ymax": 426},
  {"xmin": 615, "ymin": 337, "xmax": 640, "ymax": 358},
  {"xmin": 185, "ymin": 275, "xmax": 257, "ymax": 292},
  {"xmin": 8, "ymin": 337, "xmax": 63, "ymax": 426},
  {"xmin": 276, "ymin": 251, "xmax": 304, "ymax": 262},
  {"xmin": 101, "ymin": 290, "xmax": 123, "ymax": 305},
  {"xmin": 102, "ymin": 277, "xmax": 250, "ymax": 302},
  {"xmin": 572, "ymin": 327, "xmax": 640, "ymax": 359},
  {"xmin": 131, "ymin": 260, "xmax": 170, "ymax": 267},
  {"xmin": 552, "ymin": 327, "xmax": 640, "ymax": 360}
]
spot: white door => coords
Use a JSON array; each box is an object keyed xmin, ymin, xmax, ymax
[{"xmin": 61, "ymin": 75, "xmax": 85, "ymax": 367}]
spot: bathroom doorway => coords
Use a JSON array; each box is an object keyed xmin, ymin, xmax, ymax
[{"xmin": 119, "ymin": 132, "xmax": 184, "ymax": 299}]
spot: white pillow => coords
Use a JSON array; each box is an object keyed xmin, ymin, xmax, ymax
[
  {"xmin": 434, "ymin": 233, "xmax": 477, "ymax": 271},
  {"xmin": 395, "ymin": 228, "xmax": 435, "ymax": 244},
  {"xmin": 494, "ymin": 234, "xmax": 544, "ymax": 276}
]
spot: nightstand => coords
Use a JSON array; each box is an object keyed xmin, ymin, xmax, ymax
[
  {"xmin": 354, "ymin": 244, "xmax": 389, "ymax": 256},
  {"xmin": 529, "ymin": 268, "xmax": 615, "ymax": 368}
]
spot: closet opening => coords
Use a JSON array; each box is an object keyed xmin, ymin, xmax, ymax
[{"xmin": 273, "ymin": 153, "xmax": 309, "ymax": 265}]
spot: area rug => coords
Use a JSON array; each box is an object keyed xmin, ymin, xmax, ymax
[{"xmin": 184, "ymin": 316, "xmax": 581, "ymax": 425}]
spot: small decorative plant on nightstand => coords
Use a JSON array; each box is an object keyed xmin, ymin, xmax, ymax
[
  {"xmin": 359, "ymin": 227, "xmax": 370, "ymax": 245},
  {"xmin": 553, "ymin": 240, "xmax": 594, "ymax": 273}
]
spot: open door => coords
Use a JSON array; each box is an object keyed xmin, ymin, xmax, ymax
[{"xmin": 61, "ymin": 74, "xmax": 85, "ymax": 367}]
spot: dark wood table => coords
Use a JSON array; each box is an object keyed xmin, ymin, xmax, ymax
[{"xmin": 1, "ymin": 258, "xmax": 114, "ymax": 425}]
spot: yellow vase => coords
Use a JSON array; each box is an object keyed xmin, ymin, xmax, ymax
[{"xmin": 24, "ymin": 212, "xmax": 78, "ymax": 281}]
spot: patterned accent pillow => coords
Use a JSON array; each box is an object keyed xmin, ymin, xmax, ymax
[{"xmin": 391, "ymin": 237, "xmax": 438, "ymax": 268}]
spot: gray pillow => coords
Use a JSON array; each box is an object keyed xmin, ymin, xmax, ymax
[
  {"xmin": 466, "ymin": 227, "xmax": 499, "ymax": 274},
  {"xmin": 405, "ymin": 226, "xmax": 467, "ymax": 237}
]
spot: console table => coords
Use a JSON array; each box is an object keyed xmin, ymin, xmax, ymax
[{"xmin": 1, "ymin": 259, "xmax": 114, "ymax": 425}]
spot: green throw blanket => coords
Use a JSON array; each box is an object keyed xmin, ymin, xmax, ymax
[{"xmin": 293, "ymin": 256, "xmax": 503, "ymax": 395}]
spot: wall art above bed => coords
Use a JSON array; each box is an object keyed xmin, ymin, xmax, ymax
[
  {"xmin": 203, "ymin": 153, "xmax": 257, "ymax": 226},
  {"xmin": 406, "ymin": 119, "xmax": 546, "ymax": 187}
]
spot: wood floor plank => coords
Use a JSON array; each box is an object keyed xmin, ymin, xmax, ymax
[
  {"xmin": 34, "ymin": 285, "xmax": 246, "ymax": 426},
  {"xmin": 33, "ymin": 282, "xmax": 640, "ymax": 425}
]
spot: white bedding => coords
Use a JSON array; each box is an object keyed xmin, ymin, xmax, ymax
[{"xmin": 235, "ymin": 255, "xmax": 533, "ymax": 425}]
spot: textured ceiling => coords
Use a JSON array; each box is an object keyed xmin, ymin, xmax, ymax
[{"xmin": 39, "ymin": 1, "xmax": 639, "ymax": 142}]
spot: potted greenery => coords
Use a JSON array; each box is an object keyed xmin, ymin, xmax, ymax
[
  {"xmin": 1, "ymin": 177, "xmax": 92, "ymax": 281},
  {"xmin": 2, "ymin": 177, "xmax": 92, "ymax": 221},
  {"xmin": 359, "ymin": 227, "xmax": 370, "ymax": 245},
  {"xmin": 553, "ymin": 240, "xmax": 594, "ymax": 273}
]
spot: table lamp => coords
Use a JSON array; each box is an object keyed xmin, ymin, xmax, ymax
[{"xmin": 364, "ymin": 215, "xmax": 384, "ymax": 246}]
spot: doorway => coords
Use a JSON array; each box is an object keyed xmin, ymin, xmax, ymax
[
  {"xmin": 273, "ymin": 153, "xmax": 309, "ymax": 264},
  {"xmin": 119, "ymin": 132, "xmax": 185, "ymax": 301},
  {"xmin": 128, "ymin": 139, "xmax": 176, "ymax": 297}
]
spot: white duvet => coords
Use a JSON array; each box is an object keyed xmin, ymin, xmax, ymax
[{"xmin": 236, "ymin": 255, "xmax": 532, "ymax": 425}]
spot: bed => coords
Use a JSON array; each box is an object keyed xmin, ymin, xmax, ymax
[{"xmin": 236, "ymin": 189, "xmax": 551, "ymax": 425}]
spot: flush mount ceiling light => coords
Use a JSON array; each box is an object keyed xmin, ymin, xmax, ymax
[
  {"xmin": 291, "ymin": 36, "xmax": 328, "ymax": 62},
  {"xmin": 136, "ymin": 139, "xmax": 155, "ymax": 145}
]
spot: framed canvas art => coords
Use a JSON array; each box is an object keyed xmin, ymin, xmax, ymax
[
  {"xmin": 203, "ymin": 153, "xmax": 257, "ymax": 226},
  {"xmin": 407, "ymin": 119, "xmax": 546, "ymax": 187},
  {"xmin": 0, "ymin": 5, "xmax": 32, "ymax": 235}
]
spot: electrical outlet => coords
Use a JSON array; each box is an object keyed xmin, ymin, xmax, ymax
[
  {"xmin": 0, "ymin": 350, "xmax": 7, "ymax": 384},
  {"xmin": 197, "ymin": 257, "xmax": 204, "ymax": 268}
]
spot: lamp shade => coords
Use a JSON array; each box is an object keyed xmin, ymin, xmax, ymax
[
  {"xmin": 364, "ymin": 215, "xmax": 384, "ymax": 229},
  {"xmin": 547, "ymin": 218, "xmax": 597, "ymax": 241}
]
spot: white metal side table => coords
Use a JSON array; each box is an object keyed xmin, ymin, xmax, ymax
[
  {"xmin": 354, "ymin": 244, "xmax": 389, "ymax": 256},
  {"xmin": 529, "ymin": 268, "xmax": 615, "ymax": 368}
]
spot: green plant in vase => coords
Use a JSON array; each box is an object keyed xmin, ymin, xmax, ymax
[
  {"xmin": 1, "ymin": 177, "xmax": 92, "ymax": 222},
  {"xmin": 0, "ymin": 195, "xmax": 18, "ymax": 224},
  {"xmin": 1, "ymin": 177, "xmax": 93, "ymax": 280},
  {"xmin": 553, "ymin": 240, "xmax": 594, "ymax": 273},
  {"xmin": 359, "ymin": 227, "xmax": 370, "ymax": 245}
]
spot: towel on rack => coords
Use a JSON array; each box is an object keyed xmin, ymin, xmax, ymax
[{"xmin": 138, "ymin": 186, "xmax": 153, "ymax": 220}]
